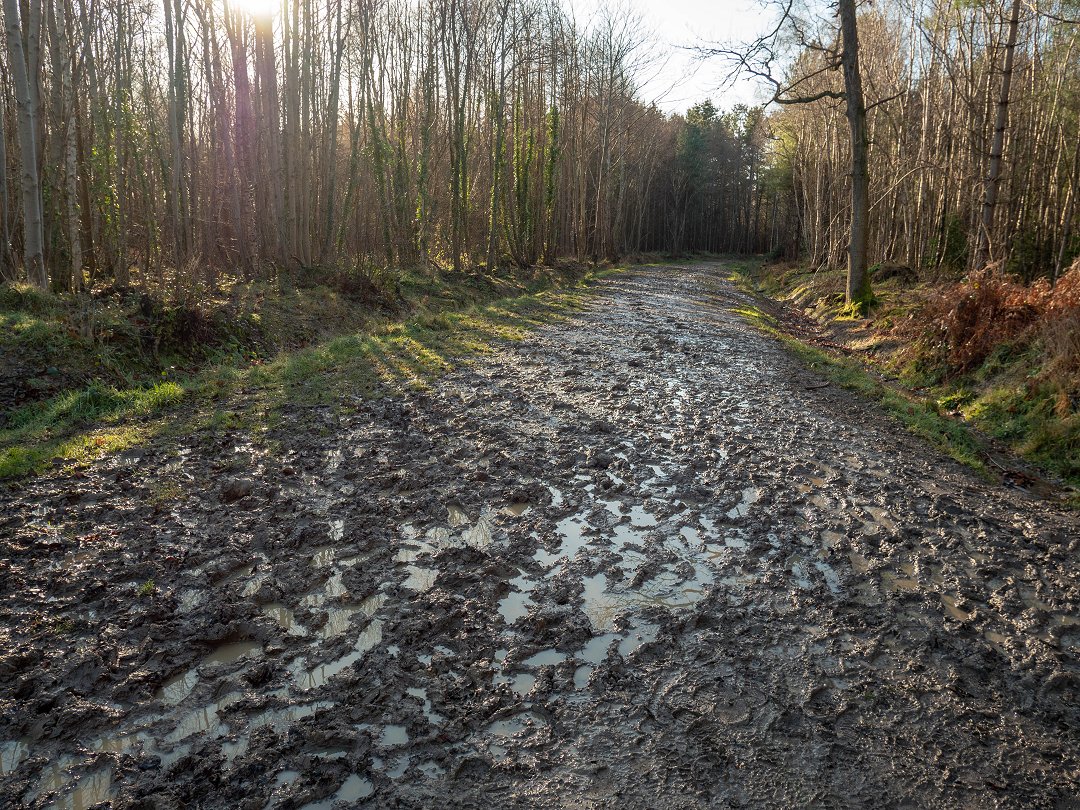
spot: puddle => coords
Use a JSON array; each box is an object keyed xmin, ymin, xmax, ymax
[
  {"xmin": 447, "ymin": 503, "xmax": 470, "ymax": 527},
  {"xmin": 581, "ymin": 573, "xmax": 622, "ymax": 631},
  {"xmin": 505, "ymin": 502, "xmax": 531, "ymax": 516},
  {"xmin": 166, "ymin": 691, "xmax": 243, "ymax": 743},
  {"xmin": 726, "ymin": 487, "xmax": 761, "ymax": 519},
  {"xmin": 37, "ymin": 766, "xmax": 114, "ymax": 810},
  {"xmin": 462, "ymin": 510, "xmax": 495, "ymax": 549},
  {"xmin": 535, "ymin": 515, "xmax": 590, "ymax": 567},
  {"xmin": 380, "ymin": 725, "xmax": 409, "ymax": 747},
  {"xmin": 493, "ymin": 672, "xmax": 536, "ymax": 695},
  {"xmin": 1, "ymin": 739, "xmax": 29, "ymax": 774},
  {"xmin": 294, "ymin": 619, "xmax": 383, "ymax": 690},
  {"xmin": 263, "ymin": 603, "xmax": 308, "ymax": 636},
  {"xmin": 521, "ymin": 649, "xmax": 567, "ymax": 667},
  {"xmin": 406, "ymin": 687, "xmax": 446, "ymax": 724},
  {"xmin": 629, "ymin": 505, "xmax": 657, "ymax": 527},
  {"xmin": 300, "ymin": 773, "xmax": 375, "ymax": 809},
  {"xmin": 417, "ymin": 760, "xmax": 446, "ymax": 778},
  {"xmin": 321, "ymin": 593, "xmax": 385, "ymax": 639},
  {"xmin": 156, "ymin": 641, "xmax": 259, "ymax": 705},
  {"xmin": 498, "ymin": 590, "xmax": 534, "ymax": 624},
  {"xmin": 617, "ymin": 624, "xmax": 659, "ymax": 656},
  {"xmin": 403, "ymin": 565, "xmax": 436, "ymax": 591},
  {"xmin": 310, "ymin": 546, "xmax": 336, "ymax": 567},
  {"xmin": 486, "ymin": 712, "xmax": 548, "ymax": 738},
  {"xmin": 942, "ymin": 594, "xmax": 975, "ymax": 622}
]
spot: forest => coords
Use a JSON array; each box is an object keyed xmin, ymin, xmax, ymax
[{"xmin": 0, "ymin": 0, "xmax": 1076, "ymax": 291}]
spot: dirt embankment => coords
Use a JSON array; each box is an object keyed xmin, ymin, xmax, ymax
[{"xmin": 1, "ymin": 263, "xmax": 1077, "ymax": 809}]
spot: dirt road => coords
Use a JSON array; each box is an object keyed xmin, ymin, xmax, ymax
[{"xmin": 2, "ymin": 264, "xmax": 1078, "ymax": 809}]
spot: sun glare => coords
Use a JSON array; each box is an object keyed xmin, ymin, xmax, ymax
[{"xmin": 229, "ymin": 0, "xmax": 278, "ymax": 17}]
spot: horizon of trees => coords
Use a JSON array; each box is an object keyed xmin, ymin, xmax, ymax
[{"xmin": 0, "ymin": 0, "xmax": 1076, "ymax": 297}]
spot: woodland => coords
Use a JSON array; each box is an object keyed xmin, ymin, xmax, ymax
[{"xmin": 0, "ymin": 0, "xmax": 1071, "ymax": 292}]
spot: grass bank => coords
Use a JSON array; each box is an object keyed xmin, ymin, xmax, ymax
[
  {"xmin": 0, "ymin": 264, "xmax": 621, "ymax": 480},
  {"xmin": 724, "ymin": 257, "xmax": 1080, "ymax": 496}
]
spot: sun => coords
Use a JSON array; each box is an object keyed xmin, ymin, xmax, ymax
[{"xmin": 228, "ymin": 0, "xmax": 278, "ymax": 17}]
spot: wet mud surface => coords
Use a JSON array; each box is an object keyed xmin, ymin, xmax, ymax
[{"xmin": 1, "ymin": 264, "xmax": 1078, "ymax": 808}]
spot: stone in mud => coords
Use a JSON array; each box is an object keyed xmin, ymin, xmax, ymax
[{"xmin": 221, "ymin": 478, "xmax": 255, "ymax": 503}]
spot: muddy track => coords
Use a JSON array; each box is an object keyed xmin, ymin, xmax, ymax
[{"xmin": 1, "ymin": 263, "xmax": 1078, "ymax": 809}]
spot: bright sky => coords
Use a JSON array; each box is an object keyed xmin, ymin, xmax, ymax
[{"xmin": 568, "ymin": 0, "xmax": 775, "ymax": 115}]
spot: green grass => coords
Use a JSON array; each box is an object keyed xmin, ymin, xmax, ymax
[{"xmin": 0, "ymin": 266, "xmax": 623, "ymax": 480}]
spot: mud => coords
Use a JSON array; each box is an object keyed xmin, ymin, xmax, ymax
[{"xmin": 1, "ymin": 264, "xmax": 1078, "ymax": 808}]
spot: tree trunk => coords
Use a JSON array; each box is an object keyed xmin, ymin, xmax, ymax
[
  {"xmin": 4, "ymin": 0, "xmax": 47, "ymax": 288},
  {"xmin": 974, "ymin": 0, "xmax": 1021, "ymax": 271},
  {"xmin": 838, "ymin": 0, "xmax": 871, "ymax": 309}
]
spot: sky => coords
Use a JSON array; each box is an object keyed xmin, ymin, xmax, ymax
[{"xmin": 567, "ymin": 0, "xmax": 775, "ymax": 115}]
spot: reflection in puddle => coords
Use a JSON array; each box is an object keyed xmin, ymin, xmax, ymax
[
  {"xmin": 156, "ymin": 640, "xmax": 260, "ymax": 706},
  {"xmin": 263, "ymin": 603, "xmax": 308, "ymax": 636},
  {"xmin": 36, "ymin": 765, "xmax": 114, "ymax": 810},
  {"xmin": 447, "ymin": 503, "xmax": 470, "ymax": 527},
  {"xmin": 0, "ymin": 739, "xmax": 29, "ymax": 775},
  {"xmin": 294, "ymin": 619, "xmax": 384, "ymax": 690}
]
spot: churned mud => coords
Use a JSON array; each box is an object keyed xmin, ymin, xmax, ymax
[{"xmin": 1, "ymin": 264, "xmax": 1078, "ymax": 808}]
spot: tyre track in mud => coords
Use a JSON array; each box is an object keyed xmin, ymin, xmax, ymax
[{"xmin": 1, "ymin": 263, "xmax": 1078, "ymax": 809}]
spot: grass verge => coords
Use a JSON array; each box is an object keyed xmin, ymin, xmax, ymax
[{"xmin": 1, "ymin": 265, "xmax": 623, "ymax": 480}]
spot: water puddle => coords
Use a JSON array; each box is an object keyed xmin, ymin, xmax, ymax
[
  {"xmin": 942, "ymin": 594, "xmax": 975, "ymax": 622},
  {"xmin": 294, "ymin": 619, "xmax": 383, "ymax": 690},
  {"xmin": 493, "ymin": 672, "xmax": 536, "ymax": 695},
  {"xmin": 299, "ymin": 773, "xmax": 374, "ymax": 809},
  {"xmin": 0, "ymin": 739, "xmax": 29, "ymax": 774},
  {"xmin": 166, "ymin": 691, "xmax": 243, "ymax": 743},
  {"xmin": 156, "ymin": 640, "xmax": 260, "ymax": 706},
  {"xmin": 32, "ymin": 763, "xmax": 114, "ymax": 810},
  {"xmin": 629, "ymin": 505, "xmax": 657, "ymax": 527},
  {"xmin": 380, "ymin": 725, "xmax": 409, "ymax": 747},
  {"xmin": 406, "ymin": 687, "xmax": 446, "ymax": 725},
  {"xmin": 462, "ymin": 510, "xmax": 495, "ymax": 549},
  {"xmin": 403, "ymin": 566, "xmax": 436, "ymax": 591},
  {"xmin": 263, "ymin": 604, "xmax": 308, "ymax": 636},
  {"xmin": 505, "ymin": 502, "xmax": 531, "ymax": 516},
  {"xmin": 726, "ymin": 487, "xmax": 761, "ymax": 519},
  {"xmin": 486, "ymin": 711, "xmax": 548, "ymax": 739},
  {"xmin": 521, "ymin": 649, "xmax": 567, "ymax": 667}
]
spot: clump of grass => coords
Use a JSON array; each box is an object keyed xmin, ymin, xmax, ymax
[{"xmin": 137, "ymin": 580, "xmax": 156, "ymax": 597}]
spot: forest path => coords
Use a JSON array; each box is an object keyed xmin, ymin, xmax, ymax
[{"xmin": 2, "ymin": 263, "xmax": 1078, "ymax": 808}]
